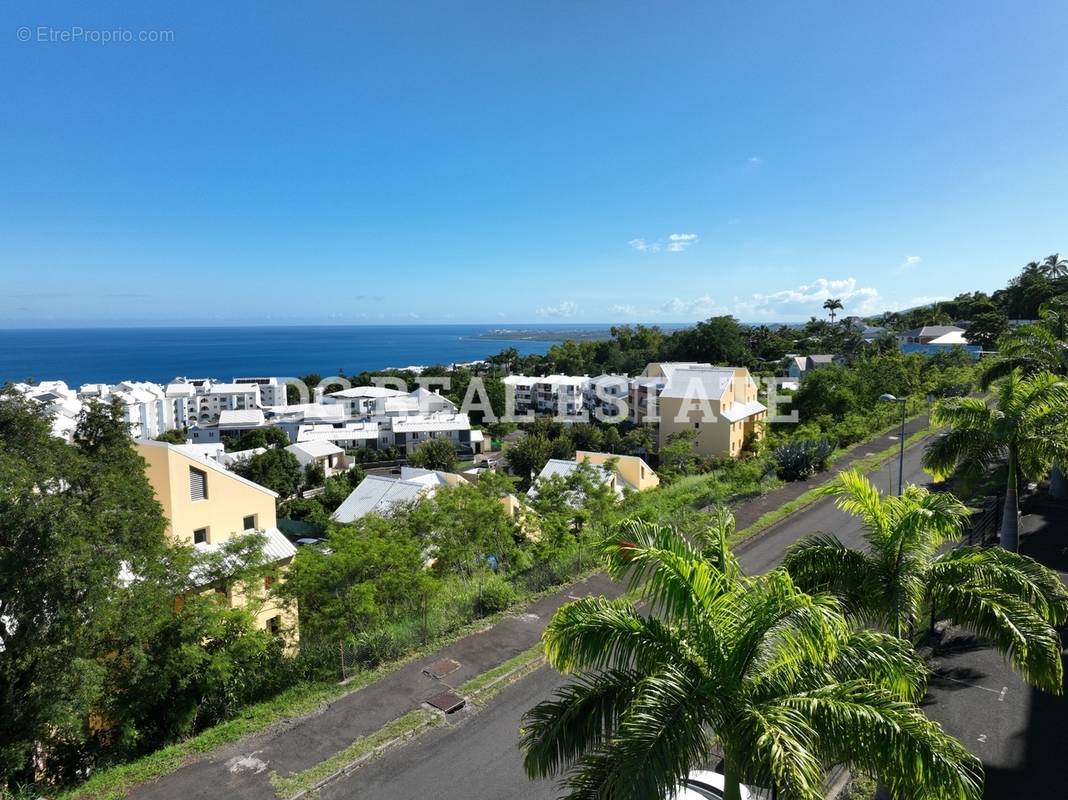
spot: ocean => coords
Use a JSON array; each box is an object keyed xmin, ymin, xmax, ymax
[{"xmin": 0, "ymin": 325, "xmax": 582, "ymax": 387}]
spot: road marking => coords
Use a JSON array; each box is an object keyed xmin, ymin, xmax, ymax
[
  {"xmin": 977, "ymin": 734, "xmax": 987, "ymax": 743},
  {"xmin": 938, "ymin": 675, "xmax": 1006, "ymax": 696}
]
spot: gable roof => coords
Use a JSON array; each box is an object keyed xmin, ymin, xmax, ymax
[
  {"xmin": 137, "ymin": 439, "xmax": 279, "ymax": 498},
  {"xmin": 285, "ymin": 440, "xmax": 344, "ymax": 459},
  {"xmin": 331, "ymin": 474, "xmax": 435, "ymax": 522}
]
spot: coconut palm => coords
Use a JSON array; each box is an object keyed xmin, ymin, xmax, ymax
[
  {"xmin": 783, "ymin": 470, "xmax": 1067, "ymax": 693},
  {"xmin": 521, "ymin": 512, "xmax": 982, "ymax": 800},
  {"xmin": 923, "ymin": 371, "xmax": 1068, "ymax": 550},
  {"xmin": 1040, "ymin": 253, "xmax": 1068, "ymax": 281},
  {"xmin": 823, "ymin": 297, "xmax": 843, "ymax": 323}
]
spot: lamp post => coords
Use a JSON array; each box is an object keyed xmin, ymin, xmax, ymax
[{"xmin": 879, "ymin": 393, "xmax": 907, "ymax": 495}]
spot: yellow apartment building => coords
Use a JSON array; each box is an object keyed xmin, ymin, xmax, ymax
[
  {"xmin": 136, "ymin": 440, "xmax": 299, "ymax": 646},
  {"xmin": 630, "ymin": 362, "xmax": 766, "ymax": 459}
]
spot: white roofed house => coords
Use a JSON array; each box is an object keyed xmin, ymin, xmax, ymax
[
  {"xmin": 322, "ymin": 385, "xmax": 409, "ymax": 417},
  {"xmin": 285, "ymin": 440, "xmax": 348, "ymax": 477},
  {"xmin": 10, "ymin": 380, "xmax": 83, "ymax": 441},
  {"xmin": 331, "ymin": 467, "xmax": 460, "ymax": 523},
  {"xmin": 233, "ymin": 376, "xmax": 288, "ymax": 406},
  {"xmin": 192, "ymin": 382, "xmax": 261, "ymax": 425},
  {"xmin": 526, "ymin": 458, "xmax": 623, "ymax": 507}
]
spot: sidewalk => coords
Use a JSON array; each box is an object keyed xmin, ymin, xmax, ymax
[
  {"xmin": 731, "ymin": 413, "xmax": 930, "ymax": 530},
  {"xmin": 127, "ymin": 573, "xmax": 622, "ymax": 800}
]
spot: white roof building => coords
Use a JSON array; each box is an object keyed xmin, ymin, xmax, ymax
[{"xmin": 331, "ymin": 467, "xmax": 452, "ymax": 522}]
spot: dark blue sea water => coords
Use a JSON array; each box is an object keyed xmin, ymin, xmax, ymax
[{"xmin": 0, "ymin": 325, "xmax": 582, "ymax": 386}]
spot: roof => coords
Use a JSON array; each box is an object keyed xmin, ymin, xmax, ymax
[
  {"xmin": 719, "ymin": 399, "xmax": 767, "ymax": 422},
  {"xmin": 659, "ymin": 367, "xmax": 736, "ymax": 401},
  {"xmin": 928, "ymin": 330, "xmax": 970, "ymax": 345},
  {"xmin": 807, "ymin": 354, "xmax": 837, "ymax": 365},
  {"xmin": 328, "ymin": 386, "xmax": 409, "ymax": 399},
  {"xmin": 286, "ymin": 440, "xmax": 344, "ymax": 459},
  {"xmin": 501, "ymin": 375, "xmax": 536, "ymax": 386},
  {"xmin": 391, "ymin": 413, "xmax": 471, "ymax": 433},
  {"xmin": 136, "ymin": 439, "xmax": 279, "ymax": 498},
  {"xmin": 331, "ymin": 475, "xmax": 434, "ymax": 522},
  {"xmin": 208, "ymin": 383, "xmax": 259, "ymax": 395},
  {"xmin": 527, "ymin": 459, "xmax": 620, "ymax": 500},
  {"xmin": 218, "ymin": 409, "xmax": 266, "ymax": 427},
  {"xmin": 190, "ymin": 527, "xmax": 296, "ymax": 584},
  {"xmin": 589, "ymin": 373, "xmax": 630, "ymax": 387},
  {"xmin": 296, "ymin": 423, "xmax": 379, "ymax": 443},
  {"xmin": 899, "ymin": 325, "xmax": 965, "ymax": 340}
]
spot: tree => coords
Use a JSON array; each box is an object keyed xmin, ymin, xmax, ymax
[
  {"xmin": 783, "ymin": 471, "xmax": 1067, "ymax": 690},
  {"xmin": 155, "ymin": 427, "xmax": 188, "ymax": 444},
  {"xmin": 924, "ymin": 372, "xmax": 1068, "ymax": 550},
  {"xmin": 0, "ymin": 395, "xmax": 170, "ymax": 784},
  {"xmin": 521, "ymin": 513, "xmax": 982, "ymax": 800},
  {"xmin": 1040, "ymin": 252, "xmax": 1068, "ymax": 281},
  {"xmin": 232, "ymin": 448, "xmax": 302, "ymax": 498},
  {"xmin": 964, "ymin": 307, "xmax": 1008, "ymax": 351},
  {"xmin": 505, "ymin": 433, "xmax": 554, "ymax": 488},
  {"xmin": 225, "ymin": 426, "xmax": 290, "ymax": 452},
  {"xmin": 823, "ymin": 297, "xmax": 844, "ymax": 323},
  {"xmin": 408, "ymin": 437, "xmax": 457, "ymax": 472}
]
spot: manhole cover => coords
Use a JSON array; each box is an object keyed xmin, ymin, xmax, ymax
[
  {"xmin": 426, "ymin": 690, "xmax": 466, "ymax": 714},
  {"xmin": 424, "ymin": 658, "xmax": 461, "ymax": 679}
]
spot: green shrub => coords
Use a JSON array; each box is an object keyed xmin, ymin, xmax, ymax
[
  {"xmin": 478, "ymin": 574, "xmax": 517, "ymax": 614},
  {"xmin": 775, "ymin": 437, "xmax": 836, "ymax": 481}
]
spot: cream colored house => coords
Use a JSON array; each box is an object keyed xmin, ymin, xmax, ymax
[
  {"xmin": 632, "ymin": 363, "xmax": 766, "ymax": 459},
  {"xmin": 136, "ymin": 440, "xmax": 299, "ymax": 646},
  {"xmin": 575, "ymin": 450, "xmax": 660, "ymax": 491}
]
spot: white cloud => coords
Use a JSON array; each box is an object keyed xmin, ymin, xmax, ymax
[
  {"xmin": 735, "ymin": 277, "xmax": 881, "ymax": 319},
  {"xmin": 748, "ymin": 156, "xmax": 763, "ymax": 166},
  {"xmin": 408, "ymin": 311, "xmax": 421, "ymax": 319},
  {"xmin": 666, "ymin": 233, "xmax": 699, "ymax": 252},
  {"xmin": 629, "ymin": 232, "xmax": 698, "ymax": 253},
  {"xmin": 535, "ymin": 301, "xmax": 578, "ymax": 318},
  {"xmin": 662, "ymin": 294, "xmax": 717, "ymax": 315},
  {"xmin": 609, "ymin": 304, "xmax": 639, "ymax": 315},
  {"xmin": 898, "ymin": 255, "xmax": 922, "ymax": 271},
  {"xmin": 628, "ymin": 238, "xmax": 660, "ymax": 253}
]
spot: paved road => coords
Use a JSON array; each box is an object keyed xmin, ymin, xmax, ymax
[{"xmin": 327, "ymin": 435, "xmax": 938, "ymax": 799}]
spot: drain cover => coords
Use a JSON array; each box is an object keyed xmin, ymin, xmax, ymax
[
  {"xmin": 426, "ymin": 690, "xmax": 466, "ymax": 714},
  {"xmin": 424, "ymin": 658, "xmax": 461, "ymax": 679}
]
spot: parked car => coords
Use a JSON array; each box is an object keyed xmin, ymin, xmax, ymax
[{"xmin": 672, "ymin": 770, "xmax": 751, "ymax": 800}]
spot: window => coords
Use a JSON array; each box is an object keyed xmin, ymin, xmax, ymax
[
  {"xmin": 189, "ymin": 467, "xmax": 207, "ymax": 501},
  {"xmin": 694, "ymin": 422, "xmax": 700, "ymax": 429},
  {"xmin": 243, "ymin": 514, "xmax": 257, "ymax": 531},
  {"xmin": 266, "ymin": 615, "xmax": 282, "ymax": 636},
  {"xmin": 264, "ymin": 574, "xmax": 275, "ymax": 591},
  {"xmin": 193, "ymin": 527, "xmax": 209, "ymax": 545}
]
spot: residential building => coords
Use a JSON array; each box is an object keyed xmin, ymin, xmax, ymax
[
  {"xmin": 785, "ymin": 354, "xmax": 842, "ymax": 381},
  {"xmin": 533, "ymin": 375, "xmax": 589, "ymax": 416},
  {"xmin": 322, "ymin": 385, "xmax": 410, "ymax": 416},
  {"xmin": 331, "ymin": 467, "xmax": 461, "ymax": 522},
  {"xmin": 10, "ymin": 380, "xmax": 82, "ymax": 441},
  {"xmin": 574, "ymin": 450, "xmax": 659, "ymax": 491},
  {"xmin": 135, "ymin": 440, "xmax": 298, "ymax": 645},
  {"xmin": 527, "ymin": 458, "xmax": 623, "ymax": 501},
  {"xmin": 190, "ymin": 382, "xmax": 261, "ymax": 425},
  {"xmin": 234, "ymin": 377, "xmax": 288, "ymax": 406},
  {"xmin": 897, "ymin": 326, "xmax": 980, "ymax": 358},
  {"xmin": 390, "ymin": 412, "xmax": 483, "ymax": 455},
  {"xmin": 633, "ymin": 362, "xmax": 766, "ymax": 459},
  {"xmin": 501, "ymin": 375, "xmax": 535, "ymax": 412},
  {"xmin": 585, "ymin": 374, "xmax": 630, "ymax": 419},
  {"xmin": 285, "ymin": 440, "xmax": 348, "ymax": 477}
]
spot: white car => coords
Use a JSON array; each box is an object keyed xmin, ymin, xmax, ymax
[{"xmin": 673, "ymin": 770, "xmax": 752, "ymax": 800}]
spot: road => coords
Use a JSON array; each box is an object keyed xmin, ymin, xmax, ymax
[{"xmin": 327, "ymin": 436, "xmax": 934, "ymax": 799}]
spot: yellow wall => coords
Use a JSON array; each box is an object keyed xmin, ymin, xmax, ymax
[
  {"xmin": 575, "ymin": 451, "xmax": 660, "ymax": 491},
  {"xmin": 652, "ymin": 367, "xmax": 764, "ymax": 459},
  {"xmin": 136, "ymin": 441, "xmax": 298, "ymax": 646}
]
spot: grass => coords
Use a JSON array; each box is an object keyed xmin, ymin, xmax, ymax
[
  {"xmin": 269, "ymin": 643, "xmax": 548, "ymax": 799},
  {"xmin": 732, "ymin": 422, "xmax": 935, "ymax": 544},
  {"xmin": 60, "ymin": 564, "xmax": 600, "ymax": 800},
  {"xmin": 269, "ymin": 708, "xmax": 439, "ymax": 799}
]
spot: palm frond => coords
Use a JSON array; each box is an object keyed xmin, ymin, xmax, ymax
[
  {"xmin": 930, "ymin": 547, "xmax": 1068, "ymax": 625},
  {"xmin": 781, "ymin": 534, "xmax": 882, "ymax": 620},
  {"xmin": 821, "ymin": 629, "xmax": 929, "ymax": 702},
  {"xmin": 816, "ymin": 471, "xmax": 888, "ymax": 540},
  {"xmin": 520, "ymin": 667, "xmax": 642, "ymax": 780},
  {"xmin": 782, "ymin": 684, "xmax": 983, "ymax": 800},
  {"xmin": 930, "ymin": 582, "xmax": 1065, "ymax": 694},
  {"xmin": 540, "ymin": 596, "xmax": 695, "ymax": 675}
]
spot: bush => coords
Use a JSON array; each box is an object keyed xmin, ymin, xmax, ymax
[
  {"xmin": 775, "ymin": 437, "xmax": 836, "ymax": 481},
  {"xmin": 478, "ymin": 574, "xmax": 516, "ymax": 615}
]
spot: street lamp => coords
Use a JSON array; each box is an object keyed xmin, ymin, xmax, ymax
[{"xmin": 880, "ymin": 393, "xmax": 907, "ymax": 495}]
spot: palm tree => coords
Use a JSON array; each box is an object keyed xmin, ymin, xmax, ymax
[
  {"xmin": 923, "ymin": 371, "xmax": 1068, "ymax": 550},
  {"xmin": 521, "ymin": 513, "xmax": 982, "ymax": 800},
  {"xmin": 823, "ymin": 297, "xmax": 843, "ymax": 323},
  {"xmin": 979, "ymin": 309, "xmax": 1068, "ymax": 498},
  {"xmin": 783, "ymin": 471, "xmax": 1067, "ymax": 692},
  {"xmin": 1041, "ymin": 253, "xmax": 1068, "ymax": 281}
]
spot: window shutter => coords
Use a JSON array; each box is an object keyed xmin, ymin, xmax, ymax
[{"xmin": 190, "ymin": 467, "xmax": 207, "ymax": 501}]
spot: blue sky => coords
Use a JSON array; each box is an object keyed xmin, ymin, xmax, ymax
[{"xmin": 2, "ymin": 1, "xmax": 1066, "ymax": 327}]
